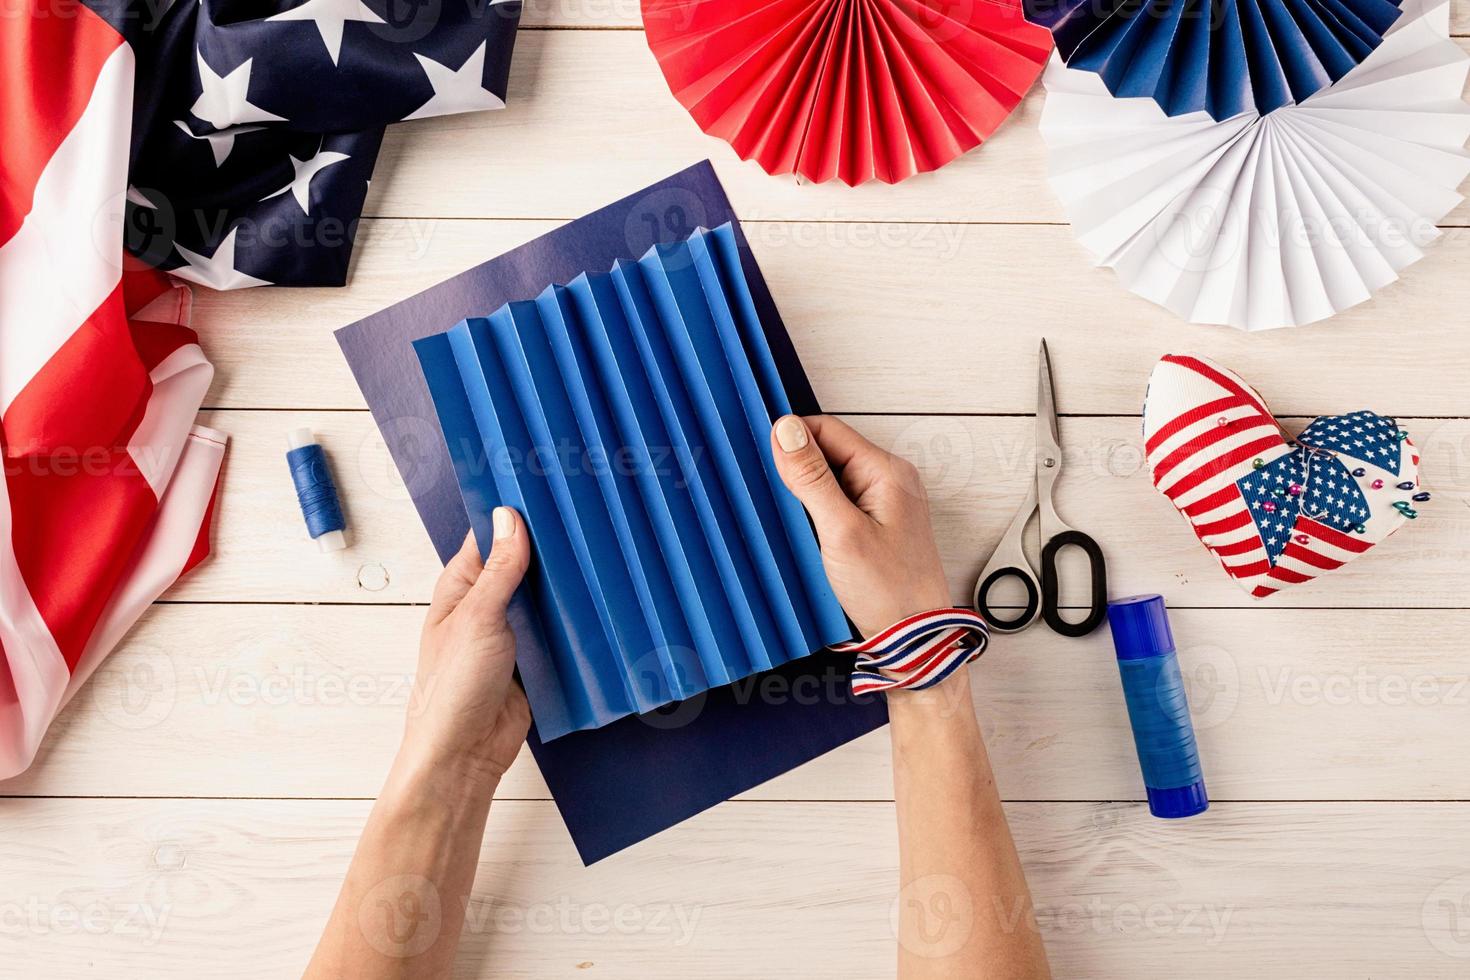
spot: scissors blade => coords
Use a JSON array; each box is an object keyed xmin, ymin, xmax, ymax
[{"xmin": 1035, "ymin": 339, "xmax": 1062, "ymax": 465}]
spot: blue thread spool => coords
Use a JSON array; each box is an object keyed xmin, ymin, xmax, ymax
[
  {"xmin": 287, "ymin": 428, "xmax": 347, "ymax": 552},
  {"xmin": 1106, "ymin": 595, "xmax": 1208, "ymax": 819}
]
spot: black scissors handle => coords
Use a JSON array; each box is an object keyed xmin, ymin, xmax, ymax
[
  {"xmin": 1039, "ymin": 530, "xmax": 1108, "ymax": 638},
  {"xmin": 974, "ymin": 564, "xmax": 1040, "ymax": 633}
]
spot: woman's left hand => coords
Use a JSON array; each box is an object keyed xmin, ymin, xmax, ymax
[{"xmin": 402, "ymin": 506, "xmax": 533, "ymax": 785}]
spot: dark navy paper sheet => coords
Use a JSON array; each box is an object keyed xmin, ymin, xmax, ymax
[
  {"xmin": 415, "ymin": 224, "xmax": 852, "ymax": 742},
  {"xmin": 336, "ymin": 162, "xmax": 888, "ymax": 864}
]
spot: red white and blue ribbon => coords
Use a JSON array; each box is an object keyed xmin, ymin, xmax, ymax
[{"xmin": 833, "ymin": 608, "xmax": 989, "ymax": 695}]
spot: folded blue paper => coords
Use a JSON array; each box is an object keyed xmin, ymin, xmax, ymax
[
  {"xmin": 1026, "ymin": 0, "xmax": 1403, "ymax": 118},
  {"xmin": 415, "ymin": 224, "xmax": 851, "ymax": 740},
  {"xmin": 336, "ymin": 162, "xmax": 888, "ymax": 864}
]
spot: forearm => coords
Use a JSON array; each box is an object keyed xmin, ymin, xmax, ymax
[
  {"xmin": 890, "ymin": 672, "xmax": 1050, "ymax": 979},
  {"xmin": 305, "ymin": 747, "xmax": 499, "ymax": 979}
]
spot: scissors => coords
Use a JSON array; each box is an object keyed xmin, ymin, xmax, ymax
[{"xmin": 972, "ymin": 340, "xmax": 1108, "ymax": 637}]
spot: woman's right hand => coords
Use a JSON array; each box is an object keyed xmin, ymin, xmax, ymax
[
  {"xmin": 770, "ymin": 415, "xmax": 952, "ymax": 639},
  {"xmin": 771, "ymin": 420, "xmax": 1049, "ymax": 979}
]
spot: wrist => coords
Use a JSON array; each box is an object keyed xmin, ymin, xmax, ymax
[
  {"xmin": 392, "ymin": 735, "xmax": 505, "ymax": 804},
  {"xmin": 370, "ymin": 745, "xmax": 499, "ymax": 873},
  {"xmin": 854, "ymin": 590, "xmax": 953, "ymax": 639},
  {"xmin": 888, "ymin": 669, "xmax": 981, "ymax": 756},
  {"xmin": 888, "ymin": 665, "xmax": 975, "ymax": 715}
]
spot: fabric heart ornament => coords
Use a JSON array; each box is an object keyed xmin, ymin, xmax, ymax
[{"xmin": 1143, "ymin": 354, "xmax": 1424, "ymax": 598}]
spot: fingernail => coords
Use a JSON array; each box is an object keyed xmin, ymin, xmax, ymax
[
  {"xmin": 492, "ymin": 507, "xmax": 514, "ymax": 540},
  {"xmin": 775, "ymin": 415, "xmax": 808, "ymax": 453}
]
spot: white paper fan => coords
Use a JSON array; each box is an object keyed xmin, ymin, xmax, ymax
[{"xmin": 1039, "ymin": 0, "xmax": 1470, "ymax": 330}]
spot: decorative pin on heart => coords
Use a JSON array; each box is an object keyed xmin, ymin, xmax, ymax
[{"xmin": 1143, "ymin": 355, "xmax": 1423, "ymax": 599}]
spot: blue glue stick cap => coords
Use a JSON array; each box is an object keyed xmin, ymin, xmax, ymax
[
  {"xmin": 1106, "ymin": 594, "xmax": 1208, "ymax": 819},
  {"xmin": 1107, "ymin": 594, "xmax": 1175, "ymax": 661},
  {"xmin": 1144, "ymin": 782, "xmax": 1210, "ymax": 819}
]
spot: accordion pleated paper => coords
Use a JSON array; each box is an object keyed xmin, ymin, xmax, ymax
[
  {"xmin": 1026, "ymin": 0, "xmax": 1403, "ymax": 119},
  {"xmin": 416, "ymin": 223, "xmax": 851, "ymax": 741},
  {"xmin": 642, "ymin": 0, "xmax": 1053, "ymax": 185},
  {"xmin": 1039, "ymin": 0, "xmax": 1470, "ymax": 331},
  {"xmin": 341, "ymin": 162, "xmax": 887, "ymax": 865}
]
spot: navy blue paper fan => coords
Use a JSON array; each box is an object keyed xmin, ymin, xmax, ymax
[{"xmin": 1024, "ymin": 0, "xmax": 1404, "ymax": 119}]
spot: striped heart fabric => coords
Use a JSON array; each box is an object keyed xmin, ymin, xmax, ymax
[{"xmin": 1143, "ymin": 355, "xmax": 1422, "ymax": 598}]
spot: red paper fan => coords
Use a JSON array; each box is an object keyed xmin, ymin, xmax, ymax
[{"xmin": 642, "ymin": 0, "xmax": 1053, "ymax": 185}]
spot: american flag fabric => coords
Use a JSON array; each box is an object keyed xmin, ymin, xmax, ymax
[
  {"xmin": 1, "ymin": 0, "xmax": 520, "ymax": 778},
  {"xmin": 120, "ymin": 0, "xmax": 520, "ymax": 287},
  {"xmin": 1143, "ymin": 355, "xmax": 1420, "ymax": 600}
]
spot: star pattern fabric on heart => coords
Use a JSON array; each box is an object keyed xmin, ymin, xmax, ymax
[
  {"xmin": 1298, "ymin": 412, "xmax": 1403, "ymax": 476},
  {"xmin": 1236, "ymin": 452, "xmax": 1369, "ymax": 567},
  {"xmin": 1143, "ymin": 354, "xmax": 1423, "ymax": 599}
]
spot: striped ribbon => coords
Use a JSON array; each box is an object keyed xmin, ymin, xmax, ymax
[{"xmin": 832, "ymin": 608, "xmax": 989, "ymax": 695}]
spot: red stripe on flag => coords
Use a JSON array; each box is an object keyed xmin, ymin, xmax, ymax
[
  {"xmin": 1195, "ymin": 509, "xmax": 1253, "ymax": 536},
  {"xmin": 0, "ymin": 2, "xmax": 124, "ymax": 246},
  {"xmin": 2, "ymin": 283, "xmax": 151, "ymax": 458},
  {"xmin": 1151, "ymin": 416, "xmax": 1265, "ymax": 485},
  {"xmin": 4, "ymin": 442, "xmax": 157, "ymax": 670},
  {"xmin": 182, "ymin": 469, "xmax": 224, "ymax": 576},
  {"xmin": 0, "ymin": 639, "xmax": 15, "ymax": 707},
  {"xmin": 121, "ymin": 266, "xmax": 178, "ymax": 317},
  {"xmin": 1281, "ymin": 542, "xmax": 1345, "ymax": 571},
  {"xmin": 129, "ymin": 318, "xmax": 202, "ymax": 373},
  {"xmin": 1300, "ymin": 518, "xmax": 1373, "ymax": 554},
  {"xmin": 1223, "ymin": 559, "xmax": 1271, "ymax": 579},
  {"xmin": 1212, "ymin": 537, "xmax": 1262, "ymax": 557},
  {"xmin": 1251, "ymin": 585, "xmax": 1279, "ymax": 598},
  {"xmin": 1183, "ymin": 485, "xmax": 1241, "ymax": 518},
  {"xmin": 1145, "ymin": 395, "xmax": 1245, "ymax": 457},
  {"xmin": 1161, "ymin": 355, "xmax": 1272, "ymax": 418},
  {"xmin": 1267, "ymin": 566, "xmax": 1313, "ymax": 585},
  {"xmin": 1165, "ymin": 435, "xmax": 1283, "ymax": 501}
]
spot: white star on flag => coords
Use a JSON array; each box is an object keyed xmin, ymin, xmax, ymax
[
  {"xmin": 266, "ymin": 0, "xmax": 386, "ymax": 66},
  {"xmin": 404, "ymin": 41, "xmax": 506, "ymax": 120},
  {"xmin": 171, "ymin": 228, "xmax": 273, "ymax": 290},
  {"xmin": 173, "ymin": 119, "xmax": 264, "ymax": 167},
  {"xmin": 191, "ymin": 52, "xmax": 287, "ymax": 129},
  {"xmin": 260, "ymin": 147, "xmax": 351, "ymax": 214}
]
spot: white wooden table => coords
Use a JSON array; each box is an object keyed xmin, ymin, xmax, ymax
[{"xmin": 7, "ymin": 5, "xmax": 1470, "ymax": 976}]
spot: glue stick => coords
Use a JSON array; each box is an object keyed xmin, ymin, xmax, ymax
[
  {"xmin": 1105, "ymin": 594, "xmax": 1207, "ymax": 818},
  {"xmin": 286, "ymin": 428, "xmax": 347, "ymax": 552}
]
